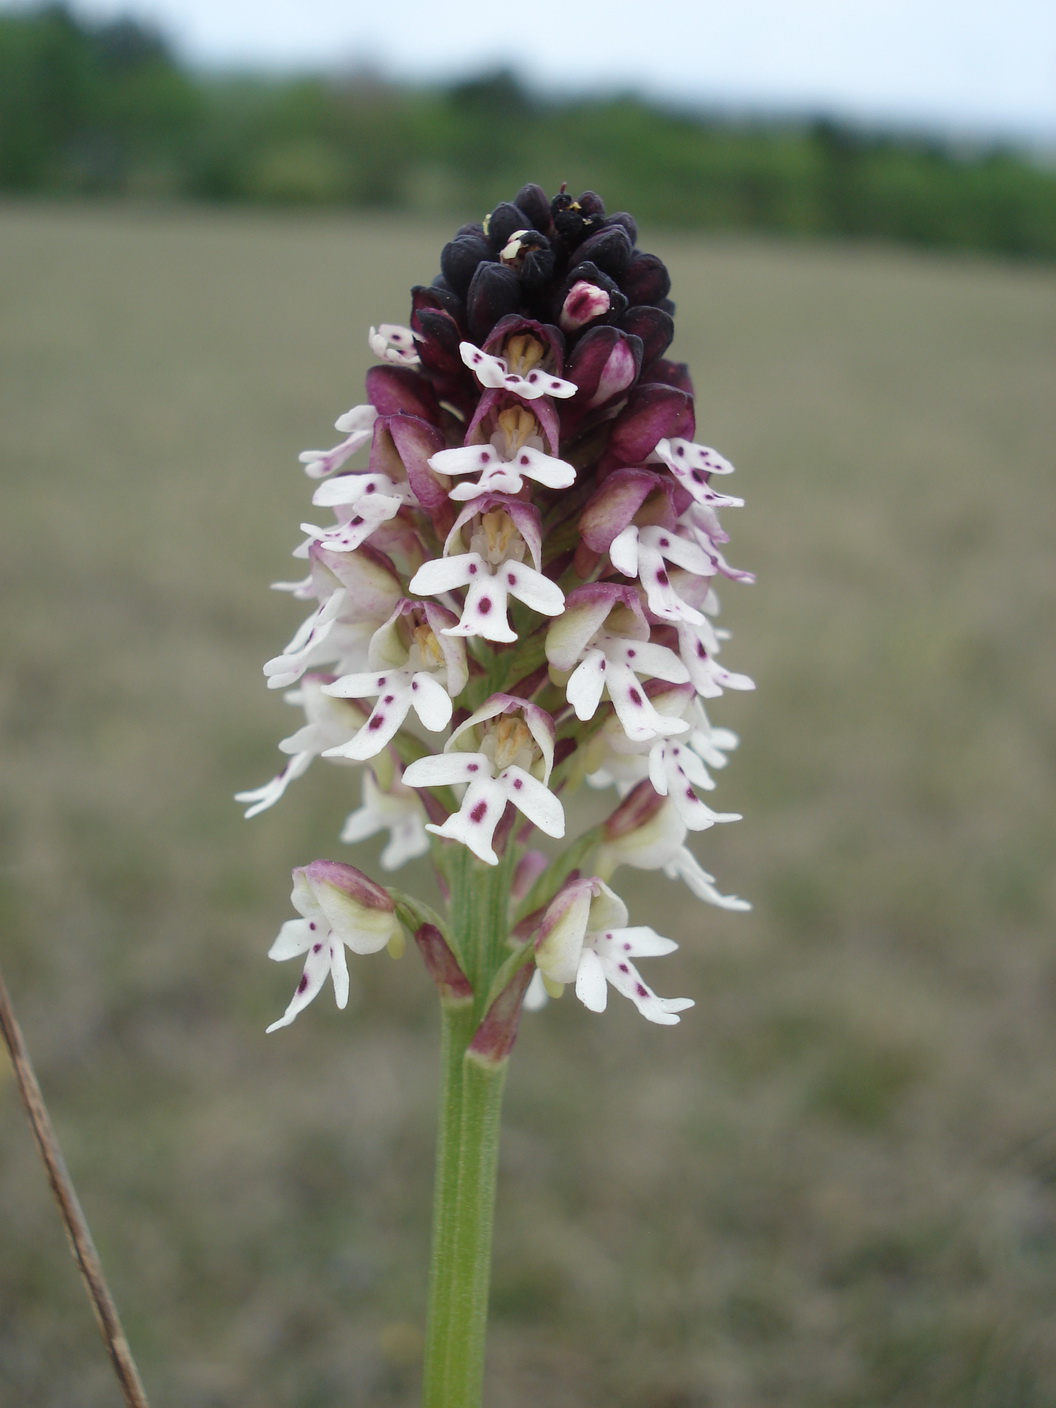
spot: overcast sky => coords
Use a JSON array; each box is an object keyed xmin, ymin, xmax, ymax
[{"xmin": 28, "ymin": 0, "xmax": 1056, "ymax": 143}]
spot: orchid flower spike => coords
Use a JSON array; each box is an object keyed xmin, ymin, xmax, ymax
[{"xmin": 244, "ymin": 182, "xmax": 753, "ymax": 1035}]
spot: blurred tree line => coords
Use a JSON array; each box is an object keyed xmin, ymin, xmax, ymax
[{"xmin": 2, "ymin": 3, "xmax": 1054, "ymax": 258}]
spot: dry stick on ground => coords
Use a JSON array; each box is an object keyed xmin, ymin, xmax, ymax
[{"xmin": 0, "ymin": 964, "xmax": 151, "ymax": 1408}]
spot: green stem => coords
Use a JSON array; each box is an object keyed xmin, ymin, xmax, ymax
[{"xmin": 422, "ymin": 847, "xmax": 517, "ymax": 1408}]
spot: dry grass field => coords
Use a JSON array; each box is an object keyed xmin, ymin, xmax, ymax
[{"xmin": 1, "ymin": 201, "xmax": 1054, "ymax": 1408}]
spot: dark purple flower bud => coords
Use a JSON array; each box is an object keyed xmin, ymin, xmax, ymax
[
  {"xmin": 551, "ymin": 189, "xmax": 606, "ymax": 246},
  {"xmin": 560, "ymin": 280, "xmax": 613, "ymax": 334},
  {"xmin": 412, "ymin": 307, "xmax": 465, "ymax": 380},
  {"xmin": 498, "ymin": 229, "xmax": 555, "ymax": 291},
  {"xmin": 619, "ymin": 305, "xmax": 675, "ymax": 368},
  {"xmin": 386, "ymin": 413, "xmax": 450, "ymax": 510},
  {"xmin": 577, "ymin": 190, "xmax": 606, "ymax": 220},
  {"xmin": 565, "ymin": 326, "xmax": 643, "ymax": 410},
  {"xmin": 621, "ymin": 251, "xmax": 672, "ymax": 307},
  {"xmin": 466, "ymin": 262, "xmax": 522, "ymax": 343},
  {"xmin": 604, "ymin": 211, "xmax": 638, "ymax": 244},
  {"xmin": 556, "ymin": 263, "xmax": 627, "ymax": 330},
  {"xmin": 605, "ymin": 383, "xmax": 694, "ymax": 465},
  {"xmin": 579, "ymin": 468, "xmax": 671, "ymax": 553},
  {"xmin": 412, "ymin": 282, "xmax": 465, "ymax": 327},
  {"xmin": 647, "ymin": 359, "xmax": 695, "ymax": 396},
  {"xmin": 513, "ymin": 183, "xmax": 552, "ymax": 234},
  {"xmin": 366, "ymin": 365, "xmax": 441, "ymax": 423},
  {"xmin": 440, "ymin": 232, "xmax": 494, "ymax": 298},
  {"xmin": 576, "ymin": 225, "xmax": 633, "ymax": 280},
  {"xmin": 486, "ymin": 201, "xmax": 535, "ymax": 249}
]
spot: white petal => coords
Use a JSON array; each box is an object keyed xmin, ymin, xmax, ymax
[
  {"xmin": 324, "ymin": 670, "xmax": 393, "ymax": 699},
  {"xmin": 445, "ymin": 576, "xmax": 517, "ymax": 642},
  {"xmin": 511, "ymin": 445, "xmax": 576, "ymax": 488},
  {"xmin": 608, "ymin": 525, "xmax": 641, "ymax": 577},
  {"xmin": 503, "ymin": 563, "xmax": 565, "ymax": 617},
  {"xmin": 597, "ymin": 949, "xmax": 690, "ymax": 1026},
  {"xmin": 524, "ymin": 969, "xmax": 550, "ymax": 1011},
  {"xmin": 408, "ymin": 672, "xmax": 454, "ymax": 731},
  {"xmin": 609, "ymin": 926, "xmax": 679, "ymax": 958},
  {"xmin": 655, "ymin": 436, "xmax": 735, "ymax": 476},
  {"xmin": 664, "ymin": 847, "xmax": 752, "ymax": 911},
  {"xmin": 409, "ymin": 554, "xmax": 480, "ymax": 596},
  {"xmin": 236, "ymin": 750, "xmax": 313, "ymax": 818},
  {"xmin": 613, "ymin": 639, "xmax": 689, "ymax": 684},
  {"xmin": 608, "ymin": 663, "xmax": 689, "ymax": 743},
  {"xmin": 519, "ymin": 367, "xmax": 577, "ymax": 400},
  {"xmin": 329, "ymin": 941, "xmax": 350, "ymax": 1009},
  {"xmin": 402, "ymin": 752, "xmax": 493, "ymax": 788},
  {"xmin": 500, "ymin": 767, "xmax": 565, "ymax": 838},
  {"xmin": 268, "ymin": 917, "xmax": 313, "ymax": 961},
  {"xmin": 426, "ymin": 777, "xmax": 507, "ymax": 865},
  {"xmin": 429, "ymin": 443, "xmax": 500, "ymax": 477},
  {"xmin": 379, "ymin": 814, "xmax": 430, "ymax": 870},
  {"xmin": 565, "ymin": 651, "xmax": 608, "ymax": 721},
  {"xmin": 644, "ymin": 527, "xmax": 714, "ymax": 576},
  {"xmin": 574, "ymin": 948, "xmax": 609, "ymax": 1012},
  {"xmin": 323, "ymin": 688, "xmax": 411, "ymax": 760},
  {"xmin": 266, "ymin": 936, "xmax": 335, "ymax": 1031},
  {"xmin": 334, "ymin": 403, "xmax": 379, "ymax": 436}
]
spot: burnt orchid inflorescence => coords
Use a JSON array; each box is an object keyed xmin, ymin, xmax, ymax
[{"xmin": 241, "ymin": 182, "xmax": 753, "ymax": 1040}]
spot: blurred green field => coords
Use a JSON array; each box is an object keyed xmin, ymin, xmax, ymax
[{"xmin": 1, "ymin": 202, "xmax": 1054, "ymax": 1408}]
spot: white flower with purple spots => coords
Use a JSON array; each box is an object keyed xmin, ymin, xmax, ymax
[
  {"xmin": 608, "ymin": 523, "xmax": 712, "ymax": 623},
  {"xmin": 298, "ymin": 404, "xmax": 378, "ymax": 480},
  {"xmin": 236, "ymin": 674, "xmax": 365, "ymax": 818},
  {"xmin": 546, "ymin": 584, "xmax": 690, "ymax": 743},
  {"xmin": 409, "ymin": 505, "xmax": 564, "ymax": 643},
  {"xmin": 266, "ymin": 861, "xmax": 402, "ymax": 1032},
  {"xmin": 430, "ymin": 439, "xmax": 575, "ymax": 502},
  {"xmin": 532, "ymin": 877, "xmax": 693, "ymax": 1025},
  {"xmin": 339, "ymin": 769, "xmax": 430, "ymax": 871},
  {"xmin": 300, "ymin": 473, "xmax": 411, "ymax": 554},
  {"xmin": 369, "ymin": 323, "xmax": 420, "ymax": 366},
  {"xmin": 459, "ymin": 340, "xmax": 576, "ymax": 401},
  {"xmin": 402, "ymin": 696, "xmax": 563, "ymax": 866}
]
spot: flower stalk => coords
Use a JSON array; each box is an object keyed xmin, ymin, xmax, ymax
[{"xmin": 242, "ymin": 183, "xmax": 754, "ymax": 1401}]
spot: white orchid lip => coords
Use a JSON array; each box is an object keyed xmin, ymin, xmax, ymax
[
  {"xmin": 533, "ymin": 877, "xmax": 694, "ymax": 1025},
  {"xmin": 369, "ymin": 323, "xmax": 421, "ymax": 366},
  {"xmin": 459, "ymin": 341, "xmax": 577, "ymax": 401},
  {"xmin": 266, "ymin": 860, "xmax": 401, "ymax": 1032}
]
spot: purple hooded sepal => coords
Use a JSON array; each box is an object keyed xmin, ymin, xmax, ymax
[
  {"xmin": 380, "ymin": 413, "xmax": 451, "ymax": 512},
  {"xmin": 578, "ymin": 468, "xmax": 675, "ymax": 554},
  {"xmin": 544, "ymin": 581, "xmax": 647, "ymax": 671},
  {"xmin": 466, "ymin": 389, "xmax": 561, "ymax": 457},
  {"xmin": 444, "ymin": 492, "xmax": 545, "ymax": 572},
  {"xmin": 602, "ymin": 778, "xmax": 668, "ymax": 842},
  {"xmin": 619, "ymin": 305, "xmax": 675, "ymax": 370},
  {"xmin": 467, "ymin": 962, "xmax": 535, "ymax": 1067},
  {"xmin": 413, "ymin": 922, "xmax": 473, "ymax": 1005},
  {"xmin": 466, "ymin": 262, "xmax": 522, "ymax": 345},
  {"xmin": 563, "ymin": 326, "xmax": 643, "ymax": 420},
  {"xmin": 482, "ymin": 314, "xmax": 567, "ymax": 373},
  {"xmin": 603, "ymin": 383, "xmax": 695, "ymax": 470},
  {"xmin": 365, "ymin": 364, "xmax": 442, "ymax": 425},
  {"xmin": 621, "ymin": 250, "xmax": 672, "ymax": 307},
  {"xmin": 647, "ymin": 359, "xmax": 695, "ymax": 396}
]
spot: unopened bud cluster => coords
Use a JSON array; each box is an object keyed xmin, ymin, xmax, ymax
[{"xmin": 241, "ymin": 183, "xmax": 753, "ymax": 1034}]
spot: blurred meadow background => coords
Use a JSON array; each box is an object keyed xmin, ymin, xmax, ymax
[{"xmin": 2, "ymin": 4, "xmax": 1056, "ymax": 1407}]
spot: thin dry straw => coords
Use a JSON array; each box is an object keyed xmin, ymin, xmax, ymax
[{"xmin": 0, "ymin": 963, "xmax": 151, "ymax": 1408}]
